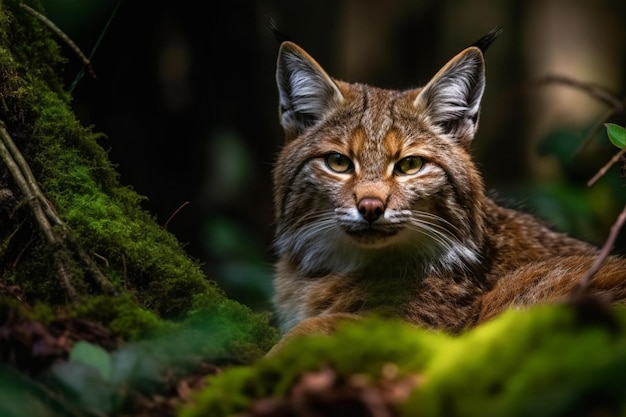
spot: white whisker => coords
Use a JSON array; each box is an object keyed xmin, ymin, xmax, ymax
[
  {"xmin": 405, "ymin": 221, "xmax": 453, "ymax": 251},
  {"xmin": 410, "ymin": 210, "xmax": 464, "ymax": 236},
  {"xmin": 404, "ymin": 210, "xmax": 479, "ymax": 272},
  {"xmin": 276, "ymin": 205, "xmax": 480, "ymax": 276}
]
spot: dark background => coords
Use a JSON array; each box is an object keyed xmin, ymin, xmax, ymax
[{"xmin": 41, "ymin": 0, "xmax": 626, "ymax": 311}]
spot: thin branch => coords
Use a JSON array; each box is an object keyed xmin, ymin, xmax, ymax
[
  {"xmin": 0, "ymin": 120, "xmax": 116, "ymax": 298},
  {"xmin": 1, "ymin": 120, "xmax": 64, "ymax": 227},
  {"xmin": 587, "ymin": 147, "xmax": 626, "ymax": 187},
  {"xmin": 53, "ymin": 251, "xmax": 78, "ymax": 301},
  {"xmin": 537, "ymin": 76, "xmax": 626, "ymax": 300},
  {"xmin": 536, "ymin": 75, "xmax": 625, "ymax": 152},
  {"xmin": 3, "ymin": 219, "xmax": 26, "ymax": 263},
  {"xmin": 164, "ymin": 200, "xmax": 190, "ymax": 229},
  {"xmin": 69, "ymin": 0, "xmax": 123, "ymax": 92},
  {"xmin": 536, "ymin": 75, "xmax": 624, "ymax": 109},
  {"xmin": 92, "ymin": 252, "xmax": 109, "ymax": 268},
  {"xmin": 0, "ymin": 123, "xmax": 76, "ymax": 298},
  {"xmin": 0, "ymin": 123, "xmax": 56, "ymax": 243},
  {"xmin": 576, "ymin": 107, "xmax": 619, "ymax": 154},
  {"xmin": 19, "ymin": 3, "xmax": 96, "ymax": 79},
  {"xmin": 75, "ymin": 242, "xmax": 116, "ymax": 295},
  {"xmin": 571, "ymin": 202, "xmax": 626, "ymax": 298}
]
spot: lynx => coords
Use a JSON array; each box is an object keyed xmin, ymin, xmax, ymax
[{"xmin": 270, "ymin": 30, "xmax": 626, "ymax": 348}]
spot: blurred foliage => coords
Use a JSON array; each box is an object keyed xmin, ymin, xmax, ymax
[
  {"xmin": 0, "ymin": 366, "xmax": 71, "ymax": 417},
  {"xmin": 0, "ymin": 294, "xmax": 277, "ymax": 417},
  {"xmin": 181, "ymin": 303, "xmax": 626, "ymax": 417},
  {"xmin": 502, "ymin": 124, "xmax": 626, "ymax": 249},
  {"xmin": 204, "ymin": 217, "xmax": 273, "ymax": 310},
  {"xmin": 201, "ymin": 129, "xmax": 274, "ymax": 310},
  {"xmin": 38, "ymin": 0, "xmax": 111, "ymax": 34}
]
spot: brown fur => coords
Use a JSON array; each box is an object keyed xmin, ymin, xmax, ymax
[{"xmin": 270, "ymin": 36, "xmax": 626, "ymax": 347}]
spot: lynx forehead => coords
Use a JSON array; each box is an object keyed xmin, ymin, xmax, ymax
[{"xmin": 269, "ymin": 29, "xmax": 626, "ymax": 349}]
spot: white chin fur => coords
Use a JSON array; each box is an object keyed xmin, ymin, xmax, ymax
[{"xmin": 277, "ymin": 223, "xmax": 480, "ymax": 276}]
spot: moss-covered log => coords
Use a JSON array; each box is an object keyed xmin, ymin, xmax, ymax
[
  {"xmin": 182, "ymin": 303, "xmax": 626, "ymax": 417},
  {"xmin": 0, "ymin": 0, "xmax": 275, "ymax": 356}
]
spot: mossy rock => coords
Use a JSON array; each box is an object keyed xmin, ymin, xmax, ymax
[
  {"xmin": 0, "ymin": 0, "xmax": 276, "ymax": 360},
  {"xmin": 181, "ymin": 303, "xmax": 626, "ymax": 417}
]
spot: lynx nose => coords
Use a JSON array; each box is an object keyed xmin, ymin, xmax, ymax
[{"xmin": 357, "ymin": 197, "xmax": 385, "ymax": 223}]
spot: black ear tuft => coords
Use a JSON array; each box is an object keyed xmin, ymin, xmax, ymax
[
  {"xmin": 469, "ymin": 26, "xmax": 503, "ymax": 53},
  {"xmin": 267, "ymin": 17, "xmax": 292, "ymax": 44},
  {"xmin": 413, "ymin": 47, "xmax": 486, "ymax": 143}
]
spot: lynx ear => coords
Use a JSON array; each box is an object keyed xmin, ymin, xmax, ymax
[
  {"xmin": 276, "ymin": 42, "xmax": 344, "ymax": 139},
  {"xmin": 413, "ymin": 47, "xmax": 485, "ymax": 143}
]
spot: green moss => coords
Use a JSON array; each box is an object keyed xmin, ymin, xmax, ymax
[
  {"xmin": 27, "ymin": 86, "xmax": 216, "ymax": 316},
  {"xmin": 182, "ymin": 366, "xmax": 257, "ymax": 417},
  {"xmin": 0, "ymin": 1, "xmax": 66, "ymax": 126},
  {"xmin": 68, "ymin": 294, "xmax": 170, "ymax": 341},
  {"xmin": 0, "ymin": 0, "xmax": 276, "ymax": 363},
  {"xmin": 0, "ymin": 0, "xmax": 196, "ymax": 311},
  {"xmin": 409, "ymin": 305, "xmax": 626, "ymax": 417},
  {"xmin": 180, "ymin": 305, "xmax": 626, "ymax": 417},
  {"xmin": 181, "ymin": 293, "xmax": 279, "ymax": 362},
  {"xmin": 180, "ymin": 316, "xmax": 445, "ymax": 417}
]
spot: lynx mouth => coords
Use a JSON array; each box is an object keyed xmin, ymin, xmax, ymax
[{"xmin": 343, "ymin": 225, "xmax": 400, "ymax": 247}]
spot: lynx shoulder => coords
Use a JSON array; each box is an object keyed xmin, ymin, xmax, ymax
[{"xmin": 270, "ymin": 31, "xmax": 626, "ymax": 346}]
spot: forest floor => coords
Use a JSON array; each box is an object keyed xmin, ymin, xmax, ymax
[{"xmin": 1, "ymin": 295, "xmax": 407, "ymax": 417}]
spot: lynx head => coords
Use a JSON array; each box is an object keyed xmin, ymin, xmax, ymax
[{"xmin": 273, "ymin": 37, "xmax": 494, "ymax": 276}]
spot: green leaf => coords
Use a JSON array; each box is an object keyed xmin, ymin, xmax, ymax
[
  {"xmin": 605, "ymin": 123, "xmax": 626, "ymax": 149},
  {"xmin": 68, "ymin": 341, "xmax": 112, "ymax": 381},
  {"xmin": 0, "ymin": 367, "xmax": 70, "ymax": 417},
  {"xmin": 50, "ymin": 362, "xmax": 119, "ymax": 414}
]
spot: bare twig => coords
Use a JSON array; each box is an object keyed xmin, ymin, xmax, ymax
[
  {"xmin": 75, "ymin": 241, "xmax": 116, "ymax": 295},
  {"xmin": 536, "ymin": 75, "xmax": 624, "ymax": 109},
  {"xmin": 69, "ymin": 0, "xmax": 124, "ymax": 92},
  {"xmin": 164, "ymin": 200, "xmax": 190, "ymax": 229},
  {"xmin": 1, "ymin": 121, "xmax": 64, "ymax": 227},
  {"xmin": 0, "ymin": 122, "xmax": 77, "ymax": 298},
  {"xmin": 536, "ymin": 75, "xmax": 625, "ymax": 152},
  {"xmin": 92, "ymin": 252, "xmax": 109, "ymax": 268},
  {"xmin": 575, "ymin": 107, "xmax": 617, "ymax": 155},
  {"xmin": 3, "ymin": 218, "xmax": 25, "ymax": 255},
  {"xmin": 539, "ymin": 76, "xmax": 626, "ymax": 299},
  {"xmin": 0, "ymin": 120, "xmax": 116, "ymax": 298},
  {"xmin": 588, "ymin": 146, "xmax": 626, "ymax": 187},
  {"xmin": 19, "ymin": 3, "xmax": 96, "ymax": 79},
  {"xmin": 0, "ymin": 124, "xmax": 56, "ymax": 242},
  {"xmin": 571, "ymin": 202, "xmax": 626, "ymax": 298}
]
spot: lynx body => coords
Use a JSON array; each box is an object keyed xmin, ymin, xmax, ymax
[{"xmin": 271, "ymin": 34, "xmax": 626, "ymax": 345}]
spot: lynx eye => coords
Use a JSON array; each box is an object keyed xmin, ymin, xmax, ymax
[
  {"xmin": 324, "ymin": 153, "xmax": 354, "ymax": 173},
  {"xmin": 395, "ymin": 156, "xmax": 424, "ymax": 175}
]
